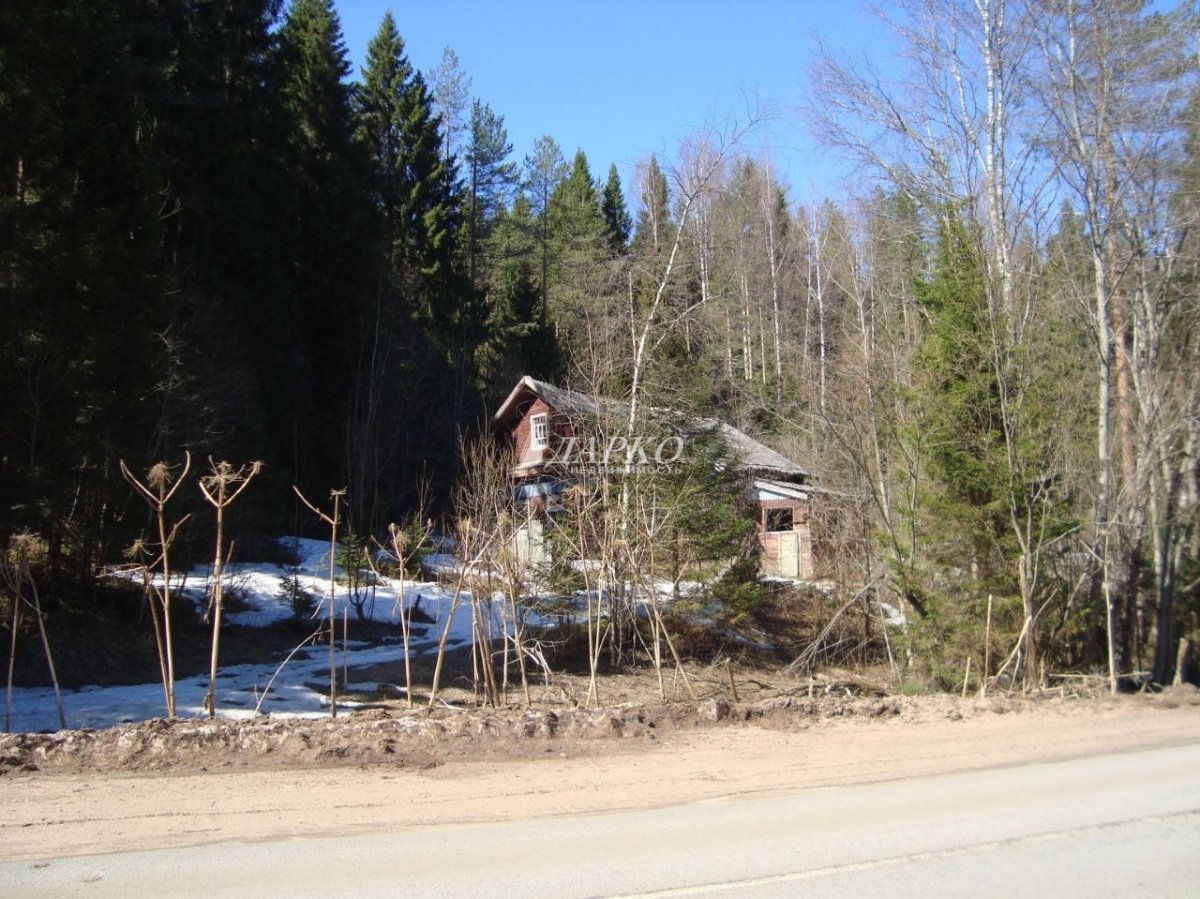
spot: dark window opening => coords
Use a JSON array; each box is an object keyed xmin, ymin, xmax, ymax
[{"xmin": 765, "ymin": 507, "xmax": 794, "ymax": 532}]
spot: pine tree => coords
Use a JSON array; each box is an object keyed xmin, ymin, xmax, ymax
[
  {"xmin": 524, "ymin": 135, "xmax": 568, "ymax": 323},
  {"xmin": 462, "ymin": 99, "xmax": 518, "ymax": 294}
]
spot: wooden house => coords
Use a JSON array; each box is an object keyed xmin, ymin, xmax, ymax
[{"xmin": 492, "ymin": 376, "xmax": 814, "ymax": 579}]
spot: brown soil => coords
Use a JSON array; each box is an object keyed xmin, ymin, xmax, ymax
[
  {"xmin": 2, "ymin": 686, "xmax": 1190, "ymax": 864},
  {"xmin": 3, "ymin": 662, "xmax": 1197, "ymax": 778},
  {"xmin": 5, "ymin": 577, "xmax": 1197, "ymax": 865},
  {"xmin": 1, "ymin": 680, "xmax": 1199, "ymax": 863}
]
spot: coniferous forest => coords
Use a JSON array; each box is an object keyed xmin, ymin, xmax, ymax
[{"xmin": 2, "ymin": 0, "xmax": 1198, "ymax": 691}]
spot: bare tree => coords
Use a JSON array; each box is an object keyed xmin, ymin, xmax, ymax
[
  {"xmin": 624, "ymin": 487, "xmax": 696, "ymax": 700},
  {"xmin": 555, "ymin": 474, "xmax": 619, "ymax": 708},
  {"xmin": 1029, "ymin": 0, "xmax": 1197, "ymax": 686},
  {"xmin": 449, "ymin": 438, "xmax": 551, "ymax": 708},
  {"xmin": 121, "ymin": 452, "xmax": 191, "ymax": 716},
  {"xmin": 293, "ymin": 486, "xmax": 345, "ymax": 717},
  {"xmin": 626, "ymin": 116, "xmax": 761, "ymax": 432},
  {"xmin": 3, "ymin": 534, "xmax": 66, "ymax": 731},
  {"xmin": 382, "ymin": 496, "xmax": 435, "ymax": 709},
  {"xmin": 426, "ymin": 516, "xmax": 492, "ymax": 709},
  {"xmin": 761, "ymin": 154, "xmax": 789, "ymax": 405},
  {"xmin": 428, "ymin": 46, "xmax": 472, "ymax": 165},
  {"xmin": 199, "ymin": 459, "xmax": 262, "ymax": 718}
]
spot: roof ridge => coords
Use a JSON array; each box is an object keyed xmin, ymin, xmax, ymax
[{"xmin": 498, "ymin": 377, "xmax": 808, "ymax": 479}]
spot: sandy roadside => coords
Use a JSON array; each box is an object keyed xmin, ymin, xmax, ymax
[{"xmin": 2, "ymin": 694, "xmax": 1198, "ymax": 862}]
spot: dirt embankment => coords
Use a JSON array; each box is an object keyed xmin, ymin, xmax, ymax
[
  {"xmin": 2, "ymin": 688, "xmax": 1198, "ymax": 864},
  {"xmin": 2, "ymin": 685, "xmax": 1198, "ymax": 777}
]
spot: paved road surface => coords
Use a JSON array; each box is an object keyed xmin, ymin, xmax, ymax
[{"xmin": 3, "ymin": 742, "xmax": 1198, "ymax": 897}]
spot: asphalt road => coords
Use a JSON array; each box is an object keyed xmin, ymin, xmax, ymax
[{"xmin": 4, "ymin": 742, "xmax": 1198, "ymax": 897}]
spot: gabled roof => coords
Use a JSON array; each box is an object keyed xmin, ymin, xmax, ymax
[
  {"xmin": 493, "ymin": 375, "xmax": 607, "ymax": 426},
  {"xmin": 493, "ymin": 375, "xmax": 809, "ymax": 482},
  {"xmin": 706, "ymin": 420, "xmax": 808, "ymax": 480}
]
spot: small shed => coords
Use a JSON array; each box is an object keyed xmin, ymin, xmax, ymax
[{"xmin": 753, "ymin": 478, "xmax": 813, "ymax": 579}]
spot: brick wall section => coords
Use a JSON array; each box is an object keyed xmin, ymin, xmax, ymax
[{"xmin": 757, "ymin": 497, "xmax": 813, "ymax": 578}]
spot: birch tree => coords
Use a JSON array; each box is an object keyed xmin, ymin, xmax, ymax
[
  {"xmin": 1029, "ymin": 0, "xmax": 1197, "ymax": 684},
  {"xmin": 625, "ymin": 118, "xmax": 760, "ymax": 432}
]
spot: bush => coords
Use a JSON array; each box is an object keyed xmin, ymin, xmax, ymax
[
  {"xmin": 277, "ymin": 569, "xmax": 317, "ymax": 622},
  {"xmin": 711, "ymin": 558, "xmax": 767, "ymax": 624}
]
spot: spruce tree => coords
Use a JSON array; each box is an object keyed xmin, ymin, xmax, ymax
[
  {"xmin": 632, "ymin": 155, "xmax": 672, "ymax": 254},
  {"xmin": 354, "ymin": 13, "xmax": 457, "ymax": 329},
  {"xmin": 278, "ymin": 0, "xmax": 356, "ymax": 176},
  {"xmin": 156, "ymin": 0, "xmax": 293, "ymax": 475},
  {"xmin": 354, "ymin": 12, "xmax": 413, "ymax": 241},
  {"xmin": 602, "ymin": 163, "xmax": 633, "ymax": 254},
  {"xmin": 275, "ymin": 0, "xmax": 374, "ymax": 495},
  {"xmin": 628, "ymin": 154, "xmax": 675, "ymax": 327},
  {"xmin": 397, "ymin": 71, "xmax": 458, "ymax": 316},
  {"xmin": 914, "ymin": 213, "xmax": 1005, "ymax": 554},
  {"xmin": 549, "ymin": 151, "xmax": 607, "ymax": 271},
  {"xmin": 547, "ymin": 150, "xmax": 610, "ymax": 342},
  {"xmin": 899, "ymin": 209, "xmax": 1017, "ymax": 681},
  {"xmin": 346, "ymin": 12, "xmax": 449, "ymax": 530},
  {"xmin": 0, "ymin": 0, "xmax": 172, "ymax": 591},
  {"xmin": 554, "ymin": 151, "xmax": 604, "ymax": 226},
  {"xmin": 478, "ymin": 196, "xmax": 559, "ymax": 396}
]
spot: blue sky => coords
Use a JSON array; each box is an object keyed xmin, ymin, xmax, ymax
[{"xmin": 337, "ymin": 1, "xmax": 891, "ymax": 208}]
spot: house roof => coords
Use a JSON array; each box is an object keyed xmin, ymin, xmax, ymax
[
  {"xmin": 494, "ymin": 375, "xmax": 809, "ymax": 481},
  {"xmin": 753, "ymin": 478, "xmax": 811, "ymax": 502},
  {"xmin": 706, "ymin": 421, "xmax": 808, "ymax": 480},
  {"xmin": 493, "ymin": 375, "xmax": 607, "ymax": 425}
]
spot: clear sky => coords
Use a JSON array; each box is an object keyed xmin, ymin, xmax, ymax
[{"xmin": 336, "ymin": 1, "xmax": 892, "ymax": 209}]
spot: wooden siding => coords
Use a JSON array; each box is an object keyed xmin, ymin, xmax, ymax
[
  {"xmin": 513, "ymin": 398, "xmax": 551, "ymax": 468},
  {"xmin": 499, "ymin": 378, "xmax": 816, "ymax": 580}
]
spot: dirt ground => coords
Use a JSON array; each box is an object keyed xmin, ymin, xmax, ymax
[{"xmin": 1, "ymin": 679, "xmax": 1198, "ymax": 863}]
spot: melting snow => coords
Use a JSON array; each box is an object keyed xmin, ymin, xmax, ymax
[{"xmin": 3, "ymin": 537, "xmax": 511, "ymax": 734}]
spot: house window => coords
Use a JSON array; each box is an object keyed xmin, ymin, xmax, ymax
[
  {"xmin": 765, "ymin": 507, "xmax": 793, "ymax": 532},
  {"xmin": 531, "ymin": 412, "xmax": 549, "ymax": 448}
]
